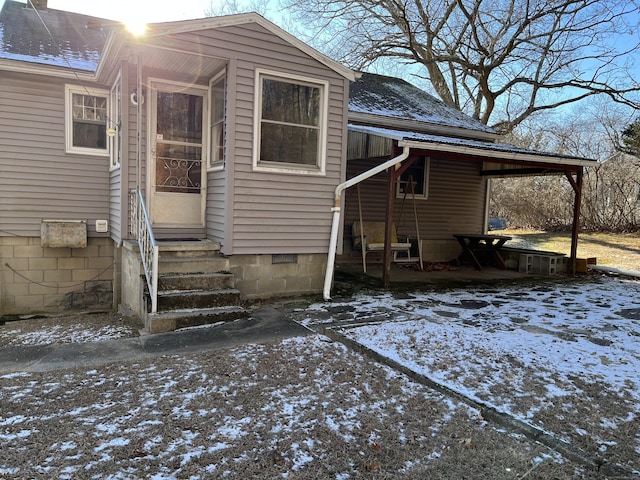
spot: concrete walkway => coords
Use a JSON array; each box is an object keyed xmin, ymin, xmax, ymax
[{"xmin": 0, "ymin": 306, "xmax": 311, "ymax": 373}]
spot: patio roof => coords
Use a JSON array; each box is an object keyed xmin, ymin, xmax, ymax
[{"xmin": 347, "ymin": 124, "xmax": 596, "ymax": 174}]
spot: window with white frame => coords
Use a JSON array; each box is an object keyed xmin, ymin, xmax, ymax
[
  {"xmin": 397, "ymin": 157, "xmax": 430, "ymax": 199},
  {"xmin": 254, "ymin": 70, "xmax": 327, "ymax": 174},
  {"xmin": 65, "ymin": 85, "xmax": 109, "ymax": 156},
  {"xmin": 109, "ymin": 77, "xmax": 122, "ymax": 169},
  {"xmin": 209, "ymin": 71, "xmax": 226, "ymax": 169}
]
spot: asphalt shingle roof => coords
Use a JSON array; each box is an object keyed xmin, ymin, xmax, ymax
[
  {"xmin": 0, "ymin": 0, "xmax": 109, "ymax": 71},
  {"xmin": 349, "ymin": 72, "xmax": 496, "ymax": 135}
]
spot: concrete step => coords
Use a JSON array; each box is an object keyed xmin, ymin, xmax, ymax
[
  {"xmin": 157, "ymin": 256, "xmax": 230, "ymax": 275},
  {"xmin": 156, "ymin": 288, "xmax": 241, "ymax": 311},
  {"xmin": 158, "ymin": 272, "xmax": 235, "ymax": 291},
  {"xmin": 142, "ymin": 246, "xmax": 242, "ymax": 333},
  {"xmin": 146, "ymin": 306, "xmax": 247, "ymax": 333},
  {"xmin": 156, "ymin": 239, "xmax": 221, "ymax": 253}
]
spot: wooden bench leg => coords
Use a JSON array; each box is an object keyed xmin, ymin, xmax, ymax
[{"xmin": 361, "ymin": 244, "xmax": 367, "ymax": 273}]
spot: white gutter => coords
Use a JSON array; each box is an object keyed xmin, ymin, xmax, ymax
[
  {"xmin": 348, "ymin": 112, "xmax": 499, "ymax": 142},
  {"xmin": 400, "ymin": 139, "xmax": 595, "ymax": 168},
  {"xmin": 0, "ymin": 59, "xmax": 96, "ymax": 81},
  {"xmin": 323, "ymin": 146, "xmax": 410, "ymax": 300}
]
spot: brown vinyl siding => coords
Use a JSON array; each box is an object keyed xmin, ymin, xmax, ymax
[
  {"xmin": 109, "ymin": 168, "xmax": 122, "ymax": 240},
  {"xmin": 344, "ymin": 156, "xmax": 486, "ymax": 242},
  {"xmin": 106, "ymin": 22, "xmax": 348, "ymax": 250},
  {"xmin": 157, "ymin": 24, "xmax": 351, "ymax": 255},
  {"xmin": 206, "ymin": 171, "xmax": 227, "ymax": 243},
  {"xmin": 108, "ymin": 63, "xmax": 131, "ymax": 243},
  {"xmin": 122, "ymin": 62, "xmax": 146, "ymax": 240},
  {"xmin": 205, "ymin": 59, "xmax": 235, "ymax": 248},
  {"xmin": 0, "ymin": 72, "xmax": 111, "ymax": 237},
  {"xmin": 0, "ymin": 21, "xmax": 349, "ymax": 252}
]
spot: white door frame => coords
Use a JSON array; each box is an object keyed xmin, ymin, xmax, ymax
[{"xmin": 147, "ymin": 79, "xmax": 208, "ymax": 228}]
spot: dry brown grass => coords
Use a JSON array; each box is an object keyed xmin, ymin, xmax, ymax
[
  {"xmin": 0, "ymin": 312, "xmax": 141, "ymax": 347},
  {"xmin": 0, "ymin": 336, "xmax": 606, "ymax": 479}
]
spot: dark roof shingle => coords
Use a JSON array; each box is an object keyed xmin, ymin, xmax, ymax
[
  {"xmin": 0, "ymin": 0, "xmax": 110, "ymax": 71},
  {"xmin": 349, "ymin": 72, "xmax": 496, "ymax": 135}
]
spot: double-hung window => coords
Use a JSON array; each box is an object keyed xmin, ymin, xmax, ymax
[
  {"xmin": 65, "ymin": 85, "xmax": 109, "ymax": 156},
  {"xmin": 110, "ymin": 77, "xmax": 122, "ymax": 169},
  {"xmin": 254, "ymin": 70, "xmax": 328, "ymax": 175},
  {"xmin": 209, "ymin": 71, "xmax": 226, "ymax": 170}
]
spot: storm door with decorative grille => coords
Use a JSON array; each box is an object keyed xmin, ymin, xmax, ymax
[{"xmin": 149, "ymin": 81, "xmax": 207, "ymax": 227}]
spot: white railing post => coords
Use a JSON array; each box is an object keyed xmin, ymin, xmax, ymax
[
  {"xmin": 130, "ymin": 189, "xmax": 159, "ymax": 314},
  {"xmin": 151, "ymin": 244, "xmax": 159, "ymax": 313}
]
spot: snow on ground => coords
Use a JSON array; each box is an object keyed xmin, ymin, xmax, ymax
[
  {"xmin": 0, "ymin": 323, "xmax": 135, "ymax": 346},
  {"xmin": 0, "ymin": 313, "xmax": 139, "ymax": 347},
  {"xmin": 0, "ymin": 336, "xmax": 577, "ymax": 479},
  {"xmin": 298, "ymin": 276, "xmax": 640, "ymax": 472},
  {"xmin": 2, "ymin": 276, "xmax": 640, "ymax": 477}
]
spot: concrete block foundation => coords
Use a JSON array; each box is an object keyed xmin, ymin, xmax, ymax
[{"xmin": 0, "ymin": 237, "xmax": 115, "ymax": 317}]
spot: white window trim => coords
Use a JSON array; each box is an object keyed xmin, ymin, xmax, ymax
[
  {"xmin": 65, "ymin": 84, "xmax": 110, "ymax": 157},
  {"xmin": 208, "ymin": 69, "xmax": 226, "ymax": 172},
  {"xmin": 252, "ymin": 69, "xmax": 328, "ymax": 176},
  {"xmin": 396, "ymin": 157, "xmax": 430, "ymax": 200},
  {"xmin": 109, "ymin": 74, "xmax": 122, "ymax": 171}
]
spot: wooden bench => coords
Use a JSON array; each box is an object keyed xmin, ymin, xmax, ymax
[{"xmin": 352, "ymin": 221, "xmax": 412, "ymax": 273}]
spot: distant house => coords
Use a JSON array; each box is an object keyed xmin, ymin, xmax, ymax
[{"xmin": 0, "ymin": 0, "xmax": 595, "ymax": 328}]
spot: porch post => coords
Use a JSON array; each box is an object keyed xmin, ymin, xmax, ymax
[
  {"xmin": 383, "ymin": 166, "xmax": 399, "ymax": 287},
  {"xmin": 136, "ymin": 55, "xmax": 143, "ymax": 192},
  {"xmin": 568, "ymin": 167, "xmax": 584, "ymax": 274}
]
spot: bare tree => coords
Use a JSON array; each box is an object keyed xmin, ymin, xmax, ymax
[
  {"xmin": 205, "ymin": 0, "xmax": 272, "ymax": 17},
  {"xmin": 284, "ymin": 0, "xmax": 640, "ymax": 133},
  {"xmin": 491, "ymin": 104, "xmax": 640, "ymax": 231},
  {"xmin": 582, "ymin": 153, "xmax": 640, "ymax": 231}
]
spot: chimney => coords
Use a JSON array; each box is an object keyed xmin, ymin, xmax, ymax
[{"xmin": 28, "ymin": 0, "xmax": 48, "ymax": 9}]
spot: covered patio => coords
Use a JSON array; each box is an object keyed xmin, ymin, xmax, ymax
[
  {"xmin": 330, "ymin": 127, "xmax": 594, "ymax": 293},
  {"xmin": 320, "ymin": 73, "xmax": 596, "ymax": 299}
]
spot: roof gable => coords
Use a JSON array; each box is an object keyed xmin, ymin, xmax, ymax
[
  {"xmin": 0, "ymin": 0, "xmax": 109, "ymax": 72},
  {"xmin": 349, "ymin": 72, "xmax": 497, "ymax": 139},
  {"xmin": 0, "ymin": 2, "xmax": 355, "ymax": 81},
  {"xmin": 142, "ymin": 13, "xmax": 355, "ymax": 81}
]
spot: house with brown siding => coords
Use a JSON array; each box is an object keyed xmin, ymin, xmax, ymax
[{"xmin": 0, "ymin": 1, "xmax": 595, "ymax": 330}]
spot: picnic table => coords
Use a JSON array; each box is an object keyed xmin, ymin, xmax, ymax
[{"xmin": 453, "ymin": 233, "xmax": 512, "ymax": 270}]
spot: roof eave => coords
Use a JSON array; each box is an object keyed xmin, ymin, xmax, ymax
[
  {"xmin": 95, "ymin": 29, "xmax": 127, "ymax": 84},
  {"xmin": 0, "ymin": 58, "xmax": 96, "ymax": 81},
  {"xmin": 400, "ymin": 139, "xmax": 596, "ymax": 168},
  {"xmin": 348, "ymin": 112, "xmax": 499, "ymax": 142}
]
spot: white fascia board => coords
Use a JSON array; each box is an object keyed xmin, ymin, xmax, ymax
[
  {"xmin": 348, "ymin": 112, "xmax": 499, "ymax": 142},
  {"xmin": 0, "ymin": 59, "xmax": 96, "ymax": 81},
  {"xmin": 145, "ymin": 13, "xmax": 356, "ymax": 82},
  {"xmin": 95, "ymin": 31, "xmax": 126, "ymax": 84},
  {"xmin": 400, "ymin": 139, "xmax": 596, "ymax": 168}
]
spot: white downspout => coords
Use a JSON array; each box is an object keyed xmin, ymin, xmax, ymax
[{"xmin": 323, "ymin": 146, "xmax": 411, "ymax": 300}]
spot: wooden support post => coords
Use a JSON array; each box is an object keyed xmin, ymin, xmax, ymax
[
  {"xmin": 567, "ymin": 167, "xmax": 583, "ymax": 274},
  {"xmin": 383, "ymin": 167, "xmax": 398, "ymax": 288}
]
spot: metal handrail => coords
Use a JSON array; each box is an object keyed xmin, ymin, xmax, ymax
[{"xmin": 130, "ymin": 189, "xmax": 159, "ymax": 313}]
